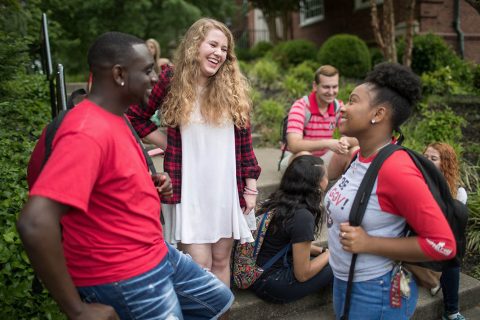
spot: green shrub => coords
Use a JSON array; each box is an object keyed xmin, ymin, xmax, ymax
[
  {"xmin": 370, "ymin": 46, "xmax": 384, "ymax": 67},
  {"xmin": 467, "ymin": 185, "xmax": 480, "ymax": 254},
  {"xmin": 289, "ymin": 61, "xmax": 316, "ymax": 84},
  {"xmin": 249, "ymin": 58, "xmax": 280, "ymax": 89},
  {"xmin": 282, "ymin": 75, "xmax": 307, "ymax": 99},
  {"xmin": 404, "ymin": 107, "xmax": 466, "ymax": 150},
  {"xmin": 235, "ymin": 47, "xmax": 254, "ymax": 61},
  {"xmin": 250, "ymin": 41, "xmax": 274, "ymax": 59},
  {"xmin": 336, "ymin": 80, "xmax": 357, "ymax": 104},
  {"xmin": 253, "ymin": 99, "xmax": 285, "ymax": 145},
  {"xmin": 271, "ymin": 39, "xmax": 317, "ymax": 68},
  {"xmin": 0, "ymin": 31, "xmax": 65, "ymax": 319},
  {"xmin": 238, "ymin": 60, "xmax": 251, "ymax": 75},
  {"xmin": 473, "ymin": 64, "xmax": 480, "ymax": 90},
  {"xmin": 318, "ymin": 34, "xmax": 371, "ymax": 79},
  {"xmin": 400, "ymin": 33, "xmax": 459, "ymax": 76},
  {"xmin": 421, "ymin": 67, "xmax": 465, "ymax": 96}
]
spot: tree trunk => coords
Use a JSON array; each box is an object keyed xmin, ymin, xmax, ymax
[
  {"xmin": 281, "ymin": 10, "xmax": 292, "ymax": 41},
  {"xmin": 403, "ymin": 0, "xmax": 416, "ymax": 67},
  {"xmin": 370, "ymin": 0, "xmax": 386, "ymax": 58},
  {"xmin": 264, "ymin": 14, "xmax": 279, "ymax": 44},
  {"xmin": 465, "ymin": 0, "xmax": 480, "ymax": 14},
  {"xmin": 383, "ymin": 0, "xmax": 397, "ymax": 63}
]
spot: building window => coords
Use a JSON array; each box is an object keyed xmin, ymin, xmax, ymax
[
  {"xmin": 300, "ymin": 0, "xmax": 325, "ymax": 27},
  {"xmin": 355, "ymin": 0, "xmax": 383, "ymax": 11}
]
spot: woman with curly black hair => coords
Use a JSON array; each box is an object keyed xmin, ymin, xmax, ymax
[
  {"xmin": 251, "ymin": 155, "xmax": 333, "ymax": 303},
  {"xmin": 325, "ymin": 63, "xmax": 457, "ymax": 319}
]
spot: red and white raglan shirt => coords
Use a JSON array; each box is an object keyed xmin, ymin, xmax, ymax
[
  {"xmin": 286, "ymin": 91, "xmax": 341, "ymax": 157},
  {"xmin": 325, "ymin": 148, "xmax": 456, "ymax": 282}
]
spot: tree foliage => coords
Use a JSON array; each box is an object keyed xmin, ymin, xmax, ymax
[{"xmin": 13, "ymin": 0, "xmax": 238, "ymax": 78}]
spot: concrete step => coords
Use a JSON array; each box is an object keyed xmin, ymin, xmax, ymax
[
  {"xmin": 230, "ymin": 287, "xmax": 333, "ymax": 320},
  {"xmin": 230, "ymin": 273, "xmax": 480, "ymax": 320}
]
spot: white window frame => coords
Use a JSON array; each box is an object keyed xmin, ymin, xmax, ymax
[
  {"xmin": 300, "ymin": 0, "xmax": 325, "ymax": 27},
  {"xmin": 355, "ymin": 0, "xmax": 383, "ymax": 11}
]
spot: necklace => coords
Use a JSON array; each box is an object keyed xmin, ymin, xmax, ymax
[
  {"xmin": 361, "ymin": 140, "xmax": 392, "ymax": 158},
  {"xmin": 352, "ymin": 140, "xmax": 391, "ymax": 175}
]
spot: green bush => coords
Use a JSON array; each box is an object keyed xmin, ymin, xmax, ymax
[
  {"xmin": 289, "ymin": 61, "xmax": 316, "ymax": 84},
  {"xmin": 370, "ymin": 47, "xmax": 385, "ymax": 68},
  {"xmin": 253, "ymin": 99, "xmax": 285, "ymax": 145},
  {"xmin": 404, "ymin": 107, "xmax": 466, "ymax": 150},
  {"xmin": 249, "ymin": 58, "xmax": 280, "ymax": 89},
  {"xmin": 0, "ymin": 31, "xmax": 65, "ymax": 319},
  {"xmin": 250, "ymin": 41, "xmax": 274, "ymax": 59},
  {"xmin": 336, "ymin": 80, "xmax": 357, "ymax": 104},
  {"xmin": 473, "ymin": 64, "xmax": 480, "ymax": 90},
  {"xmin": 282, "ymin": 75, "xmax": 307, "ymax": 99},
  {"xmin": 421, "ymin": 67, "xmax": 465, "ymax": 96},
  {"xmin": 271, "ymin": 39, "xmax": 317, "ymax": 68},
  {"xmin": 467, "ymin": 185, "xmax": 480, "ymax": 254},
  {"xmin": 235, "ymin": 47, "xmax": 254, "ymax": 61},
  {"xmin": 318, "ymin": 34, "xmax": 370, "ymax": 79},
  {"xmin": 401, "ymin": 33, "xmax": 459, "ymax": 76},
  {"xmin": 281, "ymin": 61, "xmax": 317, "ymax": 99},
  {"xmin": 238, "ymin": 60, "xmax": 252, "ymax": 75}
]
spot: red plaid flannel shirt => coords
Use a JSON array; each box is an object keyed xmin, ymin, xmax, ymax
[
  {"xmin": 163, "ymin": 125, "xmax": 261, "ymax": 207},
  {"xmin": 126, "ymin": 64, "xmax": 174, "ymax": 138}
]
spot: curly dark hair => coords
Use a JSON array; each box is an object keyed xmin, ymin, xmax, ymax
[
  {"xmin": 257, "ymin": 155, "xmax": 326, "ymax": 235},
  {"xmin": 365, "ymin": 62, "xmax": 422, "ymax": 132}
]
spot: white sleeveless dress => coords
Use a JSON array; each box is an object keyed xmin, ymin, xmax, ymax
[{"xmin": 163, "ymin": 101, "xmax": 253, "ymax": 244}]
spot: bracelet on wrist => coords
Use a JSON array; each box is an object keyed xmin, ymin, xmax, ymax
[{"xmin": 244, "ymin": 186, "xmax": 258, "ymax": 193}]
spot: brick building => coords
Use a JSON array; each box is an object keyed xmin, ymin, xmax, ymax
[{"xmin": 246, "ymin": 0, "xmax": 480, "ymax": 63}]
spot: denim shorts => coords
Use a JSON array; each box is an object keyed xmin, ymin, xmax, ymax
[
  {"xmin": 333, "ymin": 269, "xmax": 418, "ymax": 320},
  {"xmin": 77, "ymin": 243, "xmax": 234, "ymax": 320}
]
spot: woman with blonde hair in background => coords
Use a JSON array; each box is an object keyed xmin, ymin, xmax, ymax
[
  {"xmin": 146, "ymin": 38, "xmax": 171, "ymax": 74},
  {"xmin": 424, "ymin": 142, "xmax": 467, "ymax": 320},
  {"xmin": 161, "ymin": 18, "xmax": 261, "ymax": 287}
]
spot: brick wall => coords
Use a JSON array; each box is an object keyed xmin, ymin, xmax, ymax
[{"xmin": 262, "ymin": 0, "xmax": 480, "ymax": 63}]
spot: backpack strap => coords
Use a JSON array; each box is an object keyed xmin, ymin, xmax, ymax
[
  {"xmin": 260, "ymin": 244, "xmax": 291, "ymax": 272},
  {"xmin": 302, "ymin": 95, "xmax": 312, "ymax": 127},
  {"xmin": 42, "ymin": 109, "xmax": 70, "ymax": 168},
  {"xmin": 341, "ymin": 143, "xmax": 400, "ymax": 320},
  {"xmin": 277, "ymin": 96, "xmax": 312, "ymax": 171},
  {"xmin": 123, "ymin": 116, "xmax": 157, "ymax": 175},
  {"xmin": 333, "ymin": 99, "xmax": 341, "ymax": 126}
]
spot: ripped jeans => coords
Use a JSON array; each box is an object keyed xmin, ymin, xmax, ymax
[{"xmin": 77, "ymin": 243, "xmax": 233, "ymax": 320}]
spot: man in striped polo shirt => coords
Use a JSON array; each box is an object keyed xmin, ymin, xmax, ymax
[{"xmin": 281, "ymin": 65, "xmax": 358, "ymax": 178}]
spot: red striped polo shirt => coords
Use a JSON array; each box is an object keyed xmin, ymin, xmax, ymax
[{"xmin": 286, "ymin": 91, "xmax": 342, "ymax": 157}]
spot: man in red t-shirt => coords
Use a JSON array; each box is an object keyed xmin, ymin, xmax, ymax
[{"xmin": 18, "ymin": 32, "xmax": 233, "ymax": 320}]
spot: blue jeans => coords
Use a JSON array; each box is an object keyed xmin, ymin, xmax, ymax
[
  {"xmin": 441, "ymin": 266, "xmax": 460, "ymax": 314},
  {"xmin": 333, "ymin": 270, "xmax": 418, "ymax": 320},
  {"xmin": 77, "ymin": 243, "xmax": 233, "ymax": 320},
  {"xmin": 251, "ymin": 264, "xmax": 333, "ymax": 304}
]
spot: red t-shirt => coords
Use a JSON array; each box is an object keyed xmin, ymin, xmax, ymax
[{"xmin": 29, "ymin": 99, "xmax": 167, "ymax": 286}]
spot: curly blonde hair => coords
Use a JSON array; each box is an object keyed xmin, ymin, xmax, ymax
[
  {"xmin": 161, "ymin": 18, "xmax": 251, "ymax": 128},
  {"xmin": 425, "ymin": 142, "xmax": 460, "ymax": 198}
]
